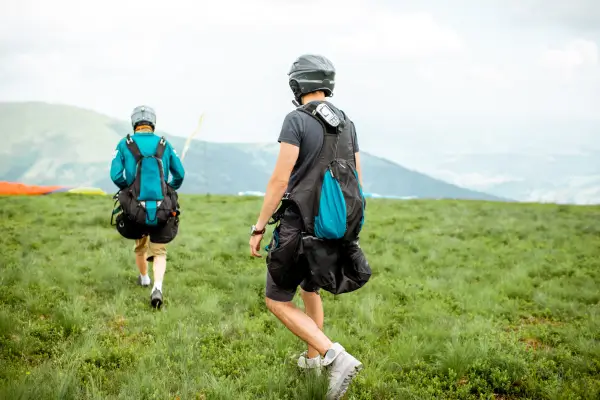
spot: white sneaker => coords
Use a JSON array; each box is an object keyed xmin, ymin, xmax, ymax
[
  {"xmin": 321, "ymin": 343, "xmax": 363, "ymax": 400},
  {"xmin": 297, "ymin": 351, "xmax": 322, "ymax": 374},
  {"xmin": 137, "ymin": 275, "xmax": 151, "ymax": 287}
]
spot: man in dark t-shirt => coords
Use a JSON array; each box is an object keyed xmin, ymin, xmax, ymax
[{"xmin": 248, "ymin": 54, "xmax": 364, "ymax": 400}]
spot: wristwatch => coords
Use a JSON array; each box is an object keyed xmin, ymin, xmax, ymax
[{"xmin": 250, "ymin": 224, "xmax": 266, "ymax": 236}]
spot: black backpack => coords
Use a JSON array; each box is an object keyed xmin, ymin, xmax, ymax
[
  {"xmin": 111, "ymin": 134, "xmax": 179, "ymax": 231},
  {"xmin": 287, "ymin": 101, "xmax": 366, "ymax": 241},
  {"xmin": 266, "ymin": 101, "xmax": 371, "ymax": 294}
]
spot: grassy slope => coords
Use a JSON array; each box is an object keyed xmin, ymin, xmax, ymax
[{"xmin": 0, "ymin": 195, "xmax": 599, "ymax": 399}]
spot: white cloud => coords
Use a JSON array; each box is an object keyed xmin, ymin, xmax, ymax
[
  {"xmin": 414, "ymin": 62, "xmax": 513, "ymax": 92},
  {"xmin": 332, "ymin": 12, "xmax": 464, "ymax": 59},
  {"xmin": 541, "ymin": 39, "xmax": 599, "ymax": 80},
  {"xmin": 467, "ymin": 65, "xmax": 512, "ymax": 88},
  {"xmin": 0, "ymin": 0, "xmax": 599, "ymax": 162},
  {"xmin": 0, "ymin": 0, "xmax": 473, "ymax": 136},
  {"xmin": 434, "ymin": 171, "xmax": 524, "ymax": 190}
]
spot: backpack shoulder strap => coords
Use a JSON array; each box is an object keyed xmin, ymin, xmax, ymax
[
  {"xmin": 298, "ymin": 101, "xmax": 344, "ymax": 132},
  {"xmin": 338, "ymin": 109, "xmax": 357, "ymax": 159},
  {"xmin": 300, "ymin": 101, "xmax": 319, "ymax": 115},
  {"xmin": 125, "ymin": 134, "xmax": 142, "ymax": 162},
  {"xmin": 155, "ymin": 136, "xmax": 167, "ymax": 159}
]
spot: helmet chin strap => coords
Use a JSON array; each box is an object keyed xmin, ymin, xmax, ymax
[{"xmin": 289, "ymin": 79, "xmax": 303, "ymax": 107}]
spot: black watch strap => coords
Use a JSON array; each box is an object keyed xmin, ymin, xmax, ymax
[{"xmin": 250, "ymin": 225, "xmax": 266, "ymax": 235}]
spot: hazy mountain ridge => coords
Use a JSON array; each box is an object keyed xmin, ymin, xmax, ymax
[
  {"xmin": 426, "ymin": 152, "xmax": 600, "ymax": 204},
  {"xmin": 0, "ymin": 101, "xmax": 502, "ymax": 201}
]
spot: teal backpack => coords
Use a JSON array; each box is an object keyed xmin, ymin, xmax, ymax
[{"xmin": 115, "ymin": 134, "xmax": 179, "ymax": 228}]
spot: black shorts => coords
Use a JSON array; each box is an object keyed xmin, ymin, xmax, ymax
[
  {"xmin": 264, "ymin": 206, "xmax": 320, "ymax": 302},
  {"xmin": 265, "ymin": 270, "xmax": 319, "ymax": 302},
  {"xmin": 116, "ymin": 212, "xmax": 179, "ymax": 244}
]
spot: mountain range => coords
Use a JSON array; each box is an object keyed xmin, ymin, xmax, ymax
[
  {"xmin": 366, "ymin": 116, "xmax": 600, "ymax": 205},
  {"xmin": 0, "ymin": 101, "xmax": 502, "ymax": 201},
  {"xmin": 424, "ymin": 152, "xmax": 600, "ymax": 205}
]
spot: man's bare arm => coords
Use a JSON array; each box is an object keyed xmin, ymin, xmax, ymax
[
  {"xmin": 355, "ymin": 152, "xmax": 363, "ymax": 186},
  {"xmin": 255, "ymin": 142, "xmax": 299, "ymax": 230}
]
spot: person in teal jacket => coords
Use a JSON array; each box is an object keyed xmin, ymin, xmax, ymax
[{"xmin": 110, "ymin": 105, "xmax": 185, "ymax": 309}]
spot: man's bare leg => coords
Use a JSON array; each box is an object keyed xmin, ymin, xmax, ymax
[
  {"xmin": 148, "ymin": 254, "xmax": 166, "ymax": 308},
  {"xmin": 135, "ymin": 252, "xmax": 151, "ymax": 286},
  {"xmin": 135, "ymin": 253, "xmax": 148, "ymax": 276},
  {"xmin": 134, "ymin": 238, "xmax": 151, "ymax": 286},
  {"xmin": 266, "ymin": 297, "xmax": 332, "ymax": 356},
  {"xmin": 152, "ymin": 255, "xmax": 166, "ymax": 292},
  {"xmin": 300, "ymin": 289, "xmax": 324, "ymax": 358}
]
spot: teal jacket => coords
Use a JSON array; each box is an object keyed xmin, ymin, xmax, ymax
[{"xmin": 110, "ymin": 132, "xmax": 185, "ymax": 191}]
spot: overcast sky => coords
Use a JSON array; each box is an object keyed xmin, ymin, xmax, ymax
[{"xmin": 1, "ymin": 0, "xmax": 599, "ymax": 168}]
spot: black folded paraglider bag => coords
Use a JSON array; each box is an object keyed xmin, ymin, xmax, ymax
[
  {"xmin": 301, "ymin": 235, "xmax": 340, "ymax": 290},
  {"xmin": 266, "ymin": 202, "xmax": 372, "ymax": 294},
  {"xmin": 336, "ymin": 240, "xmax": 372, "ymax": 294},
  {"xmin": 115, "ymin": 213, "xmax": 146, "ymax": 240},
  {"xmin": 301, "ymin": 235, "xmax": 372, "ymax": 295},
  {"xmin": 266, "ymin": 208, "xmax": 309, "ymax": 289}
]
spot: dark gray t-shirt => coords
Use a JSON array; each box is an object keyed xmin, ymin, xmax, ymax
[{"xmin": 277, "ymin": 101, "xmax": 359, "ymax": 190}]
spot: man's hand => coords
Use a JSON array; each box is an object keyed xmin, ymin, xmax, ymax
[{"xmin": 249, "ymin": 232, "xmax": 264, "ymax": 257}]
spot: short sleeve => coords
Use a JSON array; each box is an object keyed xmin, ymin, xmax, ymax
[{"xmin": 277, "ymin": 111, "xmax": 304, "ymax": 147}]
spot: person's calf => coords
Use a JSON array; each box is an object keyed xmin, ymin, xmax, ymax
[
  {"xmin": 300, "ymin": 289, "xmax": 324, "ymax": 359},
  {"xmin": 152, "ymin": 254, "xmax": 166, "ymax": 292},
  {"xmin": 265, "ymin": 296, "xmax": 333, "ymax": 357},
  {"xmin": 135, "ymin": 253, "xmax": 150, "ymax": 285},
  {"xmin": 135, "ymin": 252, "xmax": 148, "ymax": 275}
]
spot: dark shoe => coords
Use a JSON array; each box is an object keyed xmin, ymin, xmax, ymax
[{"xmin": 150, "ymin": 288, "xmax": 163, "ymax": 309}]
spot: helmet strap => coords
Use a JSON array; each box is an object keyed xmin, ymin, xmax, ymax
[{"xmin": 289, "ymin": 79, "xmax": 304, "ymax": 106}]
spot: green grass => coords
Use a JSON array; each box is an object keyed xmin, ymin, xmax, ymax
[{"xmin": 0, "ymin": 194, "xmax": 599, "ymax": 399}]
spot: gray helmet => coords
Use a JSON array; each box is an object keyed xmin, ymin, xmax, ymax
[
  {"xmin": 288, "ymin": 54, "xmax": 336, "ymax": 104},
  {"xmin": 131, "ymin": 105, "xmax": 156, "ymax": 130}
]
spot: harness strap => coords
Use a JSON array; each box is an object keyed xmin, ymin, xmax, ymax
[
  {"xmin": 268, "ymin": 197, "xmax": 292, "ymax": 225},
  {"xmin": 155, "ymin": 136, "xmax": 167, "ymax": 159},
  {"xmin": 126, "ymin": 135, "xmax": 167, "ymax": 161},
  {"xmin": 125, "ymin": 134, "xmax": 142, "ymax": 162},
  {"xmin": 154, "ymin": 137, "xmax": 168, "ymax": 194},
  {"xmin": 303, "ymin": 101, "xmax": 319, "ymax": 116},
  {"xmin": 110, "ymin": 198, "xmax": 122, "ymax": 226},
  {"xmin": 299, "ymin": 101, "xmax": 345, "ymax": 130}
]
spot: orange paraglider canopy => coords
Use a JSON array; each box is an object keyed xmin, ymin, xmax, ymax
[{"xmin": 0, "ymin": 181, "xmax": 68, "ymax": 195}]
